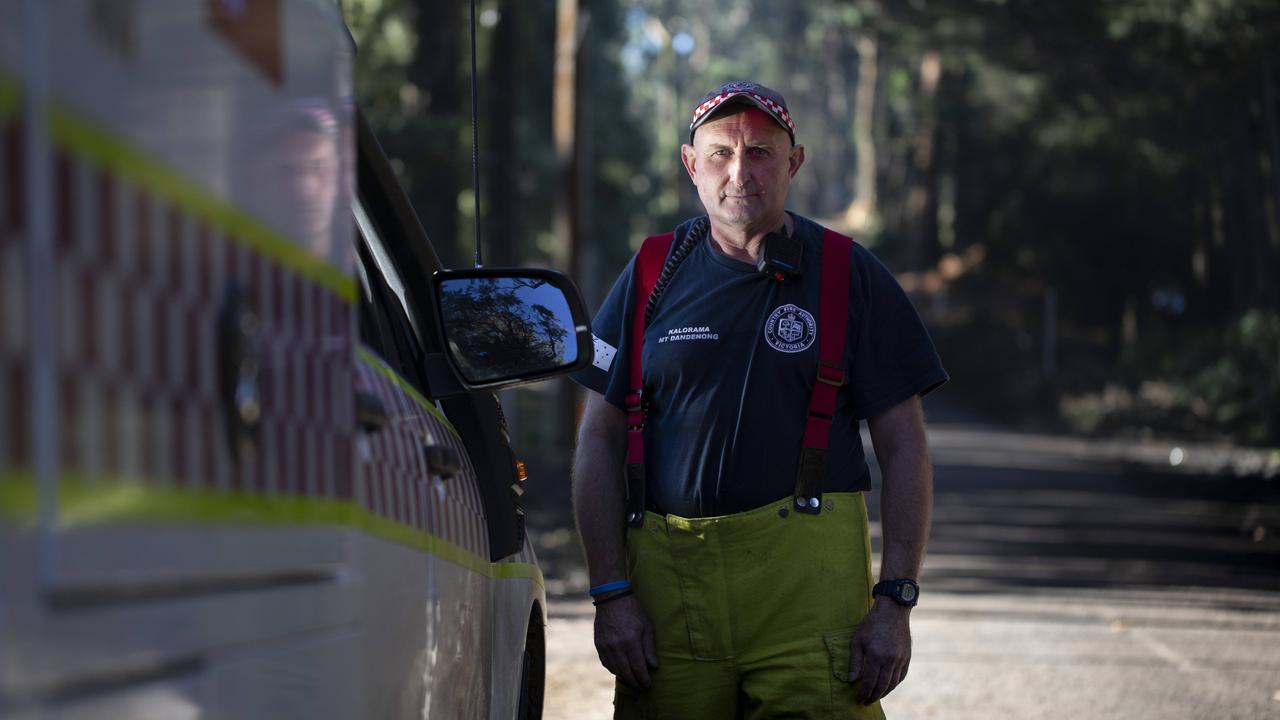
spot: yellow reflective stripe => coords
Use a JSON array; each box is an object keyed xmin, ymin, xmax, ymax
[
  {"xmin": 0, "ymin": 471, "xmax": 541, "ymax": 588},
  {"xmin": 356, "ymin": 345, "xmax": 458, "ymax": 437},
  {"xmin": 493, "ymin": 561, "xmax": 541, "ymax": 581},
  {"xmin": 45, "ymin": 102, "xmax": 357, "ymax": 304},
  {"xmin": 0, "ymin": 75, "xmax": 17, "ymax": 121},
  {"xmin": 0, "ymin": 468, "xmax": 36, "ymax": 519}
]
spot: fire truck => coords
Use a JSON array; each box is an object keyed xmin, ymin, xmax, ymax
[{"xmin": 0, "ymin": 1, "xmax": 587, "ymax": 717}]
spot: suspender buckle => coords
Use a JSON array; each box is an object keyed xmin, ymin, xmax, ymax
[
  {"xmin": 817, "ymin": 362, "xmax": 844, "ymax": 387},
  {"xmin": 625, "ymin": 389, "xmax": 643, "ymax": 414}
]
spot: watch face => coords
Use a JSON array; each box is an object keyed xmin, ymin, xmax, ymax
[{"xmin": 900, "ymin": 583, "xmax": 918, "ymax": 602}]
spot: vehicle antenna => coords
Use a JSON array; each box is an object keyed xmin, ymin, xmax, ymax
[{"xmin": 468, "ymin": 0, "xmax": 482, "ymax": 268}]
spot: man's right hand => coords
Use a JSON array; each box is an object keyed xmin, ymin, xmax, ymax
[{"xmin": 594, "ymin": 594, "xmax": 659, "ymax": 689}]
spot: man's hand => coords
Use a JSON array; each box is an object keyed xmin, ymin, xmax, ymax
[
  {"xmin": 594, "ymin": 594, "xmax": 659, "ymax": 689},
  {"xmin": 848, "ymin": 602, "xmax": 912, "ymax": 705}
]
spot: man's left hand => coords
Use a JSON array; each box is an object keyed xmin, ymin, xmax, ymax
[{"xmin": 848, "ymin": 601, "xmax": 912, "ymax": 705}]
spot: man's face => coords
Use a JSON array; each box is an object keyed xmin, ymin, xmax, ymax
[
  {"xmin": 681, "ymin": 108, "xmax": 804, "ymax": 234},
  {"xmin": 280, "ymin": 129, "xmax": 340, "ymax": 245}
]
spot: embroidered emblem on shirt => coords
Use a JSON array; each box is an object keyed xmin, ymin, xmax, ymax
[
  {"xmin": 592, "ymin": 335, "xmax": 617, "ymax": 371},
  {"xmin": 764, "ymin": 304, "xmax": 816, "ymax": 353}
]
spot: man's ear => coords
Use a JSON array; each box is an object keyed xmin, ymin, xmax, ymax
[
  {"xmin": 788, "ymin": 144, "xmax": 806, "ymax": 179},
  {"xmin": 680, "ymin": 144, "xmax": 698, "ymax": 183}
]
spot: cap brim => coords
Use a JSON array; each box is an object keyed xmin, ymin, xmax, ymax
[{"xmin": 689, "ymin": 93, "xmax": 795, "ymax": 143}]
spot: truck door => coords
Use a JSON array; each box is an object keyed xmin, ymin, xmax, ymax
[{"xmin": 350, "ymin": 191, "xmax": 496, "ymax": 718}]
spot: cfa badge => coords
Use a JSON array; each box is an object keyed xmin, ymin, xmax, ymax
[{"xmin": 764, "ymin": 304, "xmax": 816, "ymax": 353}]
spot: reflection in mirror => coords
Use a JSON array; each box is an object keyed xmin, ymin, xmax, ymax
[{"xmin": 438, "ymin": 276, "xmax": 579, "ymax": 384}]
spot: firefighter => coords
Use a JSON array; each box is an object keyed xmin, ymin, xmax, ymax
[{"xmin": 571, "ymin": 81, "xmax": 947, "ymax": 719}]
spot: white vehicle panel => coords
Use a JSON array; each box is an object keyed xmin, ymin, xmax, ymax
[{"xmin": 0, "ymin": 1, "xmax": 547, "ymax": 717}]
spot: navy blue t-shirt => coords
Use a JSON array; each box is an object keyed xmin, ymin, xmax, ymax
[{"xmin": 573, "ymin": 213, "xmax": 947, "ymax": 518}]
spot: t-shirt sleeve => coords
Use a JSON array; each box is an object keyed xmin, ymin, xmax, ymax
[
  {"xmin": 570, "ymin": 255, "xmax": 637, "ymax": 410},
  {"xmin": 847, "ymin": 245, "xmax": 949, "ymax": 421}
]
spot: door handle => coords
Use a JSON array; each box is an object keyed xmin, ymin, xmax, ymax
[
  {"xmin": 218, "ymin": 284, "xmax": 261, "ymax": 461},
  {"xmin": 424, "ymin": 445, "xmax": 460, "ymax": 479},
  {"xmin": 356, "ymin": 390, "xmax": 390, "ymax": 432}
]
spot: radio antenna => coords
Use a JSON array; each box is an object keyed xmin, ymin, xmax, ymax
[{"xmin": 468, "ymin": 0, "xmax": 482, "ymax": 267}]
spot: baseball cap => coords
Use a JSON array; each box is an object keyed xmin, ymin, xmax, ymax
[{"xmin": 688, "ymin": 81, "xmax": 796, "ymax": 144}]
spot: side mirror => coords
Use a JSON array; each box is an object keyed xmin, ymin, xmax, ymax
[{"xmin": 428, "ymin": 268, "xmax": 592, "ymax": 393}]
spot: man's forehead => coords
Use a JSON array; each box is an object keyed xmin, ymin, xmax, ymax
[{"xmin": 694, "ymin": 108, "xmax": 791, "ymax": 144}]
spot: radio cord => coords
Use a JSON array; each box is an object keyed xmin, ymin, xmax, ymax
[{"xmin": 644, "ymin": 216, "xmax": 708, "ymax": 327}]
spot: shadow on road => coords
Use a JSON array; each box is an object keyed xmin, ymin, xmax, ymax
[
  {"xmin": 527, "ymin": 388, "xmax": 1280, "ymax": 600},
  {"xmin": 892, "ymin": 392, "xmax": 1280, "ymax": 598},
  {"xmin": 530, "ymin": 389, "xmax": 1280, "ymax": 720}
]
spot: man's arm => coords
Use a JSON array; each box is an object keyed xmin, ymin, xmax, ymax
[
  {"xmin": 849, "ymin": 394, "xmax": 933, "ymax": 705},
  {"xmin": 571, "ymin": 390, "xmax": 659, "ymax": 689}
]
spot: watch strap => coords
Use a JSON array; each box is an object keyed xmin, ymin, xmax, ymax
[{"xmin": 872, "ymin": 578, "xmax": 919, "ymax": 606}]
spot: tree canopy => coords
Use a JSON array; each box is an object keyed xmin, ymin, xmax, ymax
[{"xmin": 346, "ymin": 0, "xmax": 1280, "ymax": 445}]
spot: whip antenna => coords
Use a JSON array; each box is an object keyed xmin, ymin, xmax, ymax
[{"xmin": 468, "ymin": 0, "xmax": 482, "ymax": 267}]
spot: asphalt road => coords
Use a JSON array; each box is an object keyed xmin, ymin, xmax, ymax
[{"xmin": 535, "ymin": 400, "xmax": 1280, "ymax": 719}]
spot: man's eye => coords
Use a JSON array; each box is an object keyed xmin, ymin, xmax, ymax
[
  {"xmin": 749, "ymin": 147, "xmax": 771, "ymax": 157},
  {"xmin": 711, "ymin": 149, "xmax": 730, "ymax": 157}
]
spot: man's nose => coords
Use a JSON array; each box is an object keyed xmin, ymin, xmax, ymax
[{"xmin": 727, "ymin": 153, "xmax": 750, "ymax": 187}]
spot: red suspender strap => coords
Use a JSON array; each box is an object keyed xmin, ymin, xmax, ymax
[
  {"xmin": 624, "ymin": 232, "xmax": 675, "ymax": 526},
  {"xmin": 794, "ymin": 228, "xmax": 853, "ymax": 514}
]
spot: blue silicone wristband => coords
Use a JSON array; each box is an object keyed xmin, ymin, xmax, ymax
[{"xmin": 589, "ymin": 580, "xmax": 631, "ymax": 597}]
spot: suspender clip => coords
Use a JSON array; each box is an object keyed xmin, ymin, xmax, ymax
[
  {"xmin": 624, "ymin": 462, "xmax": 647, "ymax": 527},
  {"xmin": 625, "ymin": 389, "xmax": 644, "ymax": 414},
  {"xmin": 817, "ymin": 362, "xmax": 845, "ymax": 387},
  {"xmin": 793, "ymin": 446, "xmax": 826, "ymax": 515}
]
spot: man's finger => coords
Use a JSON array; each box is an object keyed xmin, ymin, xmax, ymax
[
  {"xmin": 882, "ymin": 663, "xmax": 905, "ymax": 700},
  {"xmin": 612, "ymin": 646, "xmax": 641, "ymax": 689},
  {"xmin": 600, "ymin": 644, "xmax": 623, "ymax": 683},
  {"xmin": 864, "ymin": 661, "xmax": 894, "ymax": 705},
  {"xmin": 642, "ymin": 621, "xmax": 660, "ymax": 669},
  {"xmin": 625, "ymin": 641, "xmax": 652, "ymax": 689},
  {"xmin": 847, "ymin": 636, "xmax": 864, "ymax": 684},
  {"xmin": 856, "ymin": 664, "xmax": 882, "ymax": 705}
]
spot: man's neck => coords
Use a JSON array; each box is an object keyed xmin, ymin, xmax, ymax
[{"xmin": 708, "ymin": 213, "xmax": 793, "ymax": 263}]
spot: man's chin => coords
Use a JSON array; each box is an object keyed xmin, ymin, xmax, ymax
[{"xmin": 713, "ymin": 207, "xmax": 776, "ymax": 229}]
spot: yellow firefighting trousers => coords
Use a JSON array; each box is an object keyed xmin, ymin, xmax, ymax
[{"xmin": 615, "ymin": 492, "xmax": 888, "ymax": 720}]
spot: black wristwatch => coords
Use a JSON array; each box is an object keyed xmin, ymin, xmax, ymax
[{"xmin": 872, "ymin": 578, "xmax": 920, "ymax": 607}]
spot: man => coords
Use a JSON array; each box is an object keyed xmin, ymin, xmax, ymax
[{"xmin": 572, "ymin": 81, "xmax": 947, "ymax": 719}]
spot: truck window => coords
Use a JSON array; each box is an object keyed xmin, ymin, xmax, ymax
[{"xmin": 354, "ymin": 198, "xmax": 428, "ymax": 393}]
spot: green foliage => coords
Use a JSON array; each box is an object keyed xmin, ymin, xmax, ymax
[
  {"xmin": 342, "ymin": 0, "xmax": 1280, "ymax": 447},
  {"xmin": 1069, "ymin": 310, "xmax": 1280, "ymax": 445},
  {"xmin": 1180, "ymin": 310, "xmax": 1280, "ymax": 444}
]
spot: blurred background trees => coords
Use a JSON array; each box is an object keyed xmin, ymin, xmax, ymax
[{"xmin": 344, "ymin": 0, "xmax": 1280, "ymax": 458}]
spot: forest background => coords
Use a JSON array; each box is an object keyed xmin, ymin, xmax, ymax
[{"xmin": 343, "ymin": 0, "xmax": 1280, "ymax": 473}]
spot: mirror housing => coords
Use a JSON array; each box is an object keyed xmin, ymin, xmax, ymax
[{"xmin": 427, "ymin": 267, "xmax": 593, "ymax": 395}]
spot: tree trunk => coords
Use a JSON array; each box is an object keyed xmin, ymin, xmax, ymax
[
  {"xmin": 844, "ymin": 32, "xmax": 878, "ymax": 232},
  {"xmin": 904, "ymin": 50, "xmax": 942, "ymax": 271},
  {"xmin": 552, "ymin": 0, "xmax": 582, "ymax": 454},
  {"xmin": 552, "ymin": 0, "xmax": 580, "ymax": 282},
  {"xmin": 1259, "ymin": 51, "xmax": 1280, "ymax": 308}
]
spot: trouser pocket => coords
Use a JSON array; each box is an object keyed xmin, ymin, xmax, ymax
[{"xmin": 823, "ymin": 627, "xmax": 887, "ymax": 720}]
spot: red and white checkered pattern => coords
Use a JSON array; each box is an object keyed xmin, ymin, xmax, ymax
[
  {"xmin": 690, "ymin": 91, "xmax": 796, "ymax": 135},
  {"xmin": 0, "ymin": 118, "xmax": 28, "ymax": 473},
  {"xmin": 6, "ymin": 128, "xmax": 493, "ymax": 561},
  {"xmin": 354, "ymin": 354, "xmax": 488, "ymax": 559},
  {"xmin": 49, "ymin": 144, "xmax": 357, "ymax": 506}
]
